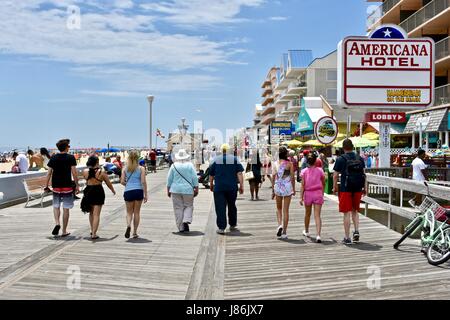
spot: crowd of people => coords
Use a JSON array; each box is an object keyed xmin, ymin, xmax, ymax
[{"xmin": 27, "ymin": 137, "xmax": 368, "ymax": 246}]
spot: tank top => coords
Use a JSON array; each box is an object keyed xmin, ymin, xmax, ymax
[{"xmin": 124, "ymin": 167, "xmax": 143, "ymax": 192}]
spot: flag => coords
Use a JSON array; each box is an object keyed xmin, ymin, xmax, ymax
[{"xmin": 156, "ymin": 129, "xmax": 165, "ymax": 139}]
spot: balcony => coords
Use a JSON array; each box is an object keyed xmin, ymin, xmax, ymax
[
  {"xmin": 287, "ymin": 80, "xmax": 307, "ymax": 95},
  {"xmin": 436, "ymin": 36, "xmax": 450, "ymax": 60},
  {"xmin": 367, "ymin": 0, "xmax": 403, "ymax": 31},
  {"xmin": 260, "ymin": 113, "xmax": 276, "ymax": 125},
  {"xmin": 261, "ymin": 79, "xmax": 271, "ymax": 88},
  {"xmin": 261, "ymin": 104, "xmax": 275, "ymax": 116},
  {"xmin": 261, "ymin": 95, "xmax": 274, "ymax": 107},
  {"xmin": 285, "ymin": 99, "xmax": 302, "ymax": 113},
  {"xmin": 276, "ymin": 50, "xmax": 313, "ymax": 90},
  {"xmin": 400, "ymin": 0, "xmax": 450, "ymax": 35},
  {"xmin": 435, "ymin": 84, "xmax": 450, "ymax": 106},
  {"xmin": 261, "ymin": 85, "xmax": 273, "ymax": 97}
]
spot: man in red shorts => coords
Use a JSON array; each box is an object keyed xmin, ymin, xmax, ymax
[{"xmin": 333, "ymin": 139, "xmax": 366, "ymax": 245}]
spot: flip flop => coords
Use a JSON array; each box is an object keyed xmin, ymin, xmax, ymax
[
  {"xmin": 91, "ymin": 235, "xmax": 100, "ymax": 240},
  {"xmin": 52, "ymin": 225, "xmax": 61, "ymax": 236},
  {"xmin": 132, "ymin": 234, "xmax": 139, "ymax": 239},
  {"xmin": 61, "ymin": 233, "xmax": 71, "ymax": 237},
  {"xmin": 125, "ymin": 226, "xmax": 131, "ymax": 239}
]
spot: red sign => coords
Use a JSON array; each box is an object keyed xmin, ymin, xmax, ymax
[{"xmin": 365, "ymin": 112, "xmax": 406, "ymax": 123}]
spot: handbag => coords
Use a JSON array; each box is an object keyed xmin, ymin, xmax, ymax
[
  {"xmin": 173, "ymin": 165, "xmax": 198, "ymax": 197},
  {"xmin": 244, "ymin": 171, "xmax": 255, "ymax": 181}
]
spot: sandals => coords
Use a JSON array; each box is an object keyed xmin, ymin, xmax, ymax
[
  {"xmin": 52, "ymin": 225, "xmax": 61, "ymax": 236},
  {"xmin": 61, "ymin": 232, "xmax": 71, "ymax": 237},
  {"xmin": 91, "ymin": 235, "xmax": 100, "ymax": 240},
  {"xmin": 125, "ymin": 226, "xmax": 131, "ymax": 239},
  {"xmin": 132, "ymin": 234, "xmax": 139, "ymax": 239}
]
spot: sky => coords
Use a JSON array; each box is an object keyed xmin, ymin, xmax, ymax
[{"xmin": 0, "ymin": 0, "xmax": 371, "ymax": 150}]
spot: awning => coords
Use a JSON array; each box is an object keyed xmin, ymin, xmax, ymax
[
  {"xmin": 368, "ymin": 122, "xmax": 405, "ymax": 135},
  {"xmin": 296, "ymin": 97, "xmax": 329, "ymax": 133},
  {"xmin": 403, "ymin": 108, "xmax": 447, "ymax": 134}
]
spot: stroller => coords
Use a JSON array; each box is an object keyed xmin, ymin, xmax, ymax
[{"xmin": 198, "ymin": 167, "xmax": 211, "ymax": 189}]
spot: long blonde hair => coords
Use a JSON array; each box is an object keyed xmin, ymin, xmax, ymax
[{"xmin": 127, "ymin": 150, "xmax": 139, "ymax": 172}]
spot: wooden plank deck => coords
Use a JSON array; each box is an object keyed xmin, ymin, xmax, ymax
[
  {"xmin": 1, "ymin": 168, "xmax": 450, "ymax": 300},
  {"xmin": 223, "ymin": 185, "xmax": 450, "ymax": 300}
]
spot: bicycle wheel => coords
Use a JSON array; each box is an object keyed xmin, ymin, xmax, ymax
[
  {"xmin": 427, "ymin": 228, "xmax": 450, "ymax": 266},
  {"xmin": 393, "ymin": 217, "xmax": 422, "ymax": 249}
]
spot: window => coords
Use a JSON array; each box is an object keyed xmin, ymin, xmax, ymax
[
  {"xmin": 327, "ymin": 88, "xmax": 337, "ymax": 101},
  {"xmin": 327, "ymin": 70, "xmax": 337, "ymax": 81}
]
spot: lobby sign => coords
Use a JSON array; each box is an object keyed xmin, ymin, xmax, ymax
[
  {"xmin": 314, "ymin": 116, "xmax": 338, "ymax": 145},
  {"xmin": 365, "ymin": 112, "xmax": 406, "ymax": 123},
  {"xmin": 338, "ymin": 24, "xmax": 435, "ymax": 108}
]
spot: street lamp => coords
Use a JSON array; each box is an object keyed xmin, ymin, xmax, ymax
[
  {"xmin": 147, "ymin": 95, "xmax": 155, "ymax": 151},
  {"xmin": 178, "ymin": 118, "xmax": 189, "ymax": 149}
]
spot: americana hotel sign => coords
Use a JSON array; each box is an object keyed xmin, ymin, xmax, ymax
[{"xmin": 338, "ymin": 24, "xmax": 435, "ymax": 108}]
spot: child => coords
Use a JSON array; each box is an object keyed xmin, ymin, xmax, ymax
[{"xmin": 300, "ymin": 153, "xmax": 325, "ymax": 243}]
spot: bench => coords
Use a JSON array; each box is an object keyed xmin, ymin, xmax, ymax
[{"xmin": 23, "ymin": 176, "xmax": 52, "ymax": 208}]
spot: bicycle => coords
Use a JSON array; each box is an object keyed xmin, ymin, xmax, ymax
[{"xmin": 393, "ymin": 196, "xmax": 450, "ymax": 266}]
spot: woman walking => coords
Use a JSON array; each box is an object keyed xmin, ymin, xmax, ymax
[
  {"xmin": 272, "ymin": 147, "xmax": 295, "ymax": 240},
  {"xmin": 121, "ymin": 150, "xmax": 148, "ymax": 239},
  {"xmin": 81, "ymin": 156, "xmax": 116, "ymax": 240},
  {"xmin": 300, "ymin": 153, "xmax": 325, "ymax": 243},
  {"xmin": 167, "ymin": 149, "xmax": 199, "ymax": 233},
  {"xmin": 246, "ymin": 151, "xmax": 262, "ymax": 200}
]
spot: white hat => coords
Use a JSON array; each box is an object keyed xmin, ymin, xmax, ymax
[{"xmin": 175, "ymin": 149, "xmax": 190, "ymax": 161}]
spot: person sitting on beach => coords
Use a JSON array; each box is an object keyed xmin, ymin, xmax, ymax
[
  {"xmin": 12, "ymin": 151, "xmax": 29, "ymax": 173},
  {"xmin": 113, "ymin": 155, "xmax": 123, "ymax": 177},
  {"xmin": 28, "ymin": 148, "xmax": 51, "ymax": 171}
]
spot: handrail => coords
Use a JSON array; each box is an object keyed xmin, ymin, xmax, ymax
[
  {"xmin": 436, "ymin": 36, "xmax": 450, "ymax": 61},
  {"xmin": 400, "ymin": 0, "xmax": 450, "ymax": 34}
]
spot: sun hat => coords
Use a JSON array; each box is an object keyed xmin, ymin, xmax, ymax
[
  {"xmin": 175, "ymin": 149, "xmax": 191, "ymax": 161},
  {"xmin": 221, "ymin": 143, "xmax": 231, "ymax": 152}
]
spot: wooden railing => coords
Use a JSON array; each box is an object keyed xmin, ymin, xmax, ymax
[{"xmin": 363, "ymin": 173, "xmax": 450, "ymax": 229}]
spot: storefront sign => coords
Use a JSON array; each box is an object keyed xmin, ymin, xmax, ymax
[
  {"xmin": 365, "ymin": 112, "xmax": 406, "ymax": 123},
  {"xmin": 379, "ymin": 123, "xmax": 391, "ymax": 167},
  {"xmin": 271, "ymin": 121, "xmax": 293, "ymax": 135},
  {"xmin": 338, "ymin": 24, "xmax": 435, "ymax": 108},
  {"xmin": 296, "ymin": 105, "xmax": 314, "ymax": 132},
  {"xmin": 314, "ymin": 116, "xmax": 338, "ymax": 145}
]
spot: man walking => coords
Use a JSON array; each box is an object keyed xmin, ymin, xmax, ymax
[
  {"xmin": 409, "ymin": 149, "xmax": 428, "ymax": 207},
  {"xmin": 333, "ymin": 139, "xmax": 366, "ymax": 244},
  {"xmin": 45, "ymin": 139, "xmax": 79, "ymax": 237},
  {"xmin": 209, "ymin": 143, "xmax": 244, "ymax": 234}
]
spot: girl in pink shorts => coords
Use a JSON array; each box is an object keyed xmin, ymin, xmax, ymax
[{"xmin": 300, "ymin": 153, "xmax": 325, "ymax": 243}]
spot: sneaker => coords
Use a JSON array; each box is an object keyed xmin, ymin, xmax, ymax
[
  {"xmin": 276, "ymin": 225, "xmax": 283, "ymax": 238},
  {"xmin": 230, "ymin": 226, "xmax": 239, "ymax": 232},
  {"xmin": 408, "ymin": 199, "xmax": 416, "ymax": 208},
  {"xmin": 316, "ymin": 235, "xmax": 322, "ymax": 243},
  {"xmin": 353, "ymin": 231, "xmax": 360, "ymax": 243},
  {"xmin": 302, "ymin": 230, "xmax": 310, "ymax": 237},
  {"xmin": 217, "ymin": 229, "xmax": 225, "ymax": 235},
  {"xmin": 342, "ymin": 238, "xmax": 352, "ymax": 245},
  {"xmin": 183, "ymin": 222, "xmax": 190, "ymax": 233}
]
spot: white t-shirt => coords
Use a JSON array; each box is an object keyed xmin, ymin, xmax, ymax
[
  {"xmin": 412, "ymin": 157, "xmax": 427, "ymax": 181},
  {"xmin": 16, "ymin": 153, "xmax": 29, "ymax": 173}
]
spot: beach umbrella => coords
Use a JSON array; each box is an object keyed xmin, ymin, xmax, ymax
[
  {"xmin": 302, "ymin": 139, "xmax": 325, "ymax": 147},
  {"xmin": 362, "ymin": 132, "xmax": 380, "ymax": 140},
  {"xmin": 281, "ymin": 140, "xmax": 303, "ymax": 147},
  {"xmin": 334, "ymin": 137, "xmax": 378, "ymax": 148},
  {"xmin": 96, "ymin": 148, "xmax": 121, "ymax": 153}
]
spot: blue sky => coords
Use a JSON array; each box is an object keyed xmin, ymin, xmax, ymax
[{"xmin": 0, "ymin": 0, "xmax": 370, "ymax": 150}]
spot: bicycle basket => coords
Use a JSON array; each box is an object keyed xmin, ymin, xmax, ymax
[{"xmin": 419, "ymin": 197, "xmax": 448, "ymax": 223}]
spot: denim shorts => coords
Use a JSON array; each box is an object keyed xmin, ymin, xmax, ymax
[
  {"xmin": 124, "ymin": 189, "xmax": 144, "ymax": 202},
  {"xmin": 53, "ymin": 193, "xmax": 75, "ymax": 209}
]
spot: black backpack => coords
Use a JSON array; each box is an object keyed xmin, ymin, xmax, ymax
[{"xmin": 343, "ymin": 154, "xmax": 365, "ymax": 192}]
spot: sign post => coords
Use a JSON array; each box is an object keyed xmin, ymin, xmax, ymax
[{"xmin": 338, "ymin": 24, "xmax": 435, "ymax": 168}]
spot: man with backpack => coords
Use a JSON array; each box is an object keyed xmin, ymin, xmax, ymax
[{"xmin": 333, "ymin": 139, "xmax": 366, "ymax": 245}]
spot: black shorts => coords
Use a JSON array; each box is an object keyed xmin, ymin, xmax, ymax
[
  {"xmin": 150, "ymin": 160, "xmax": 156, "ymax": 166},
  {"xmin": 124, "ymin": 189, "xmax": 144, "ymax": 202}
]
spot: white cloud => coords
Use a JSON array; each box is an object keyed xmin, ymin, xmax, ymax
[
  {"xmin": 80, "ymin": 90, "xmax": 142, "ymax": 97},
  {"xmin": 141, "ymin": 0, "xmax": 265, "ymax": 27},
  {"xmin": 0, "ymin": 1, "xmax": 245, "ymax": 71},
  {"xmin": 114, "ymin": 0, "xmax": 134, "ymax": 9},
  {"xmin": 73, "ymin": 66, "xmax": 221, "ymax": 94},
  {"xmin": 269, "ymin": 16, "xmax": 288, "ymax": 21}
]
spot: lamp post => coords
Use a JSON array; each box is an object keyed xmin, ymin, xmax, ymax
[
  {"xmin": 147, "ymin": 95, "xmax": 155, "ymax": 151},
  {"xmin": 178, "ymin": 118, "xmax": 189, "ymax": 149}
]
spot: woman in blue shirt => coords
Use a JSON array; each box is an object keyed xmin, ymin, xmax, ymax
[
  {"xmin": 120, "ymin": 150, "xmax": 148, "ymax": 239},
  {"xmin": 167, "ymin": 149, "xmax": 199, "ymax": 233}
]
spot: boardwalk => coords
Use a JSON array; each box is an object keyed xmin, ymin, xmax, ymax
[{"xmin": 1, "ymin": 168, "xmax": 450, "ymax": 300}]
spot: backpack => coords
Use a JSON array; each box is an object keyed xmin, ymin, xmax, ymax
[{"xmin": 343, "ymin": 154, "xmax": 365, "ymax": 192}]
